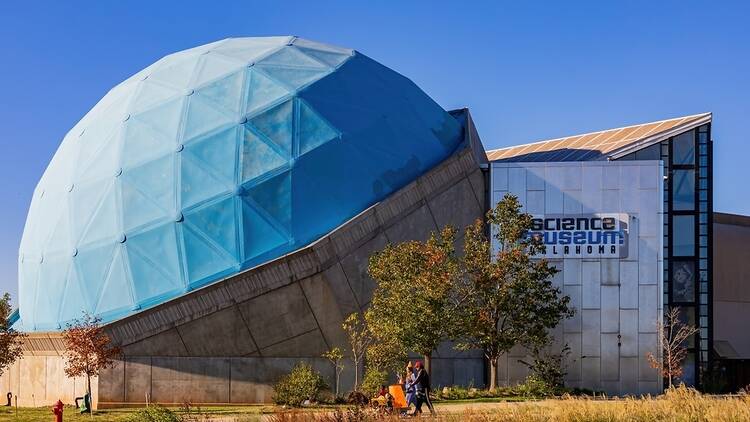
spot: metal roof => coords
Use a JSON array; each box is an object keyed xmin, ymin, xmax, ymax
[{"xmin": 486, "ymin": 112, "xmax": 712, "ymax": 162}]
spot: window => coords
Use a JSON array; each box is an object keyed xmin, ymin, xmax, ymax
[
  {"xmin": 672, "ymin": 261, "xmax": 695, "ymax": 302},
  {"xmin": 673, "ymin": 131, "xmax": 695, "ymax": 165},
  {"xmin": 672, "ymin": 170, "xmax": 695, "ymax": 210},
  {"xmin": 673, "ymin": 215, "xmax": 695, "ymax": 256}
]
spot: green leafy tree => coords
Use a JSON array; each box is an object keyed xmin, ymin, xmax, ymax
[
  {"xmin": 322, "ymin": 347, "xmax": 345, "ymax": 397},
  {"xmin": 342, "ymin": 312, "xmax": 371, "ymax": 391},
  {"xmin": 456, "ymin": 194, "xmax": 574, "ymax": 390},
  {"xmin": 272, "ymin": 362, "xmax": 328, "ymax": 406},
  {"xmin": 366, "ymin": 226, "xmax": 459, "ymax": 376},
  {"xmin": 366, "ymin": 337, "xmax": 407, "ymax": 377},
  {"xmin": 0, "ymin": 293, "xmax": 26, "ymax": 377}
]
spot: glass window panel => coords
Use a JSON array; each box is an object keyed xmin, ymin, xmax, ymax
[
  {"xmin": 699, "ymin": 190, "xmax": 708, "ymax": 201},
  {"xmin": 700, "ymin": 214, "xmax": 707, "ymax": 224},
  {"xmin": 673, "ymin": 131, "xmax": 695, "ymax": 165},
  {"xmin": 699, "ymin": 179, "xmax": 707, "ymax": 189},
  {"xmin": 673, "ymin": 215, "xmax": 695, "ymax": 256},
  {"xmin": 677, "ymin": 308, "xmax": 697, "ymax": 349},
  {"xmin": 699, "ymin": 156, "xmax": 708, "ymax": 166},
  {"xmin": 673, "ymin": 170, "xmax": 695, "ymax": 210},
  {"xmin": 699, "ymin": 224, "xmax": 707, "ymax": 235},
  {"xmin": 700, "ymin": 293, "xmax": 708, "ymax": 304},
  {"xmin": 700, "ymin": 167, "xmax": 707, "ymax": 178},
  {"xmin": 700, "ymin": 202, "xmax": 707, "ymax": 212},
  {"xmin": 699, "ymin": 237, "xmax": 707, "ymax": 247},
  {"xmin": 700, "ymin": 283, "xmax": 707, "ymax": 293},
  {"xmin": 698, "ymin": 124, "xmax": 709, "ymax": 133},
  {"xmin": 699, "ymin": 144, "xmax": 708, "ymax": 155},
  {"xmin": 699, "ymin": 259, "xmax": 707, "ymax": 270},
  {"xmin": 700, "ymin": 247, "xmax": 707, "ymax": 258},
  {"xmin": 700, "ymin": 270, "xmax": 708, "ymax": 282},
  {"xmin": 672, "ymin": 260, "xmax": 695, "ymax": 302}
]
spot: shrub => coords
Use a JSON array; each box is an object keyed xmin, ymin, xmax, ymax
[
  {"xmin": 125, "ymin": 406, "xmax": 181, "ymax": 422},
  {"xmin": 360, "ymin": 367, "xmax": 388, "ymax": 396},
  {"xmin": 516, "ymin": 374, "xmax": 554, "ymax": 398},
  {"xmin": 273, "ymin": 363, "xmax": 328, "ymax": 406}
]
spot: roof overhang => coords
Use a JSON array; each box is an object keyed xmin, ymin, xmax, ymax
[{"xmin": 606, "ymin": 112, "xmax": 712, "ymax": 160}]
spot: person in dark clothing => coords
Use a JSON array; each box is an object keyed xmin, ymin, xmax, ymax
[{"xmin": 411, "ymin": 361, "xmax": 435, "ymax": 415}]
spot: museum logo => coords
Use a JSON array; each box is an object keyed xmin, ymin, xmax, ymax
[{"xmin": 527, "ymin": 213, "xmax": 629, "ymax": 258}]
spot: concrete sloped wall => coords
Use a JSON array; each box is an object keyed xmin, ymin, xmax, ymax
[{"xmin": 93, "ymin": 113, "xmax": 489, "ymax": 406}]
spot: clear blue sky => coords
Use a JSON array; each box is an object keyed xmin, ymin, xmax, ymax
[{"xmin": 1, "ymin": 1, "xmax": 748, "ymax": 301}]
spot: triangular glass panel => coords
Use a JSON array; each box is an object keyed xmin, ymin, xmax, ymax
[
  {"xmin": 183, "ymin": 94, "xmax": 234, "ymax": 140},
  {"xmin": 258, "ymin": 46, "xmax": 329, "ymax": 69},
  {"xmin": 75, "ymin": 242, "xmax": 117, "ymax": 301},
  {"xmin": 58, "ymin": 265, "xmax": 93, "ymax": 324},
  {"xmin": 193, "ymin": 53, "xmax": 246, "ymax": 88},
  {"xmin": 294, "ymin": 46, "xmax": 351, "ymax": 68},
  {"xmin": 244, "ymin": 68, "xmax": 290, "ymax": 116},
  {"xmin": 79, "ymin": 185, "xmax": 118, "ymax": 247},
  {"xmin": 256, "ymin": 65, "xmax": 329, "ymax": 92},
  {"xmin": 70, "ymin": 179, "xmax": 111, "ymax": 244},
  {"xmin": 182, "ymin": 224, "xmax": 235, "ymax": 286},
  {"xmin": 130, "ymin": 80, "xmax": 182, "ymax": 114},
  {"xmin": 180, "ymin": 153, "xmax": 232, "ymax": 208},
  {"xmin": 298, "ymin": 98, "xmax": 340, "ymax": 156},
  {"xmin": 75, "ymin": 127, "xmax": 122, "ymax": 183},
  {"xmin": 248, "ymin": 99, "xmax": 293, "ymax": 155},
  {"xmin": 212, "ymin": 38, "xmax": 286, "ymax": 63},
  {"xmin": 244, "ymin": 170, "xmax": 291, "ymax": 232},
  {"xmin": 148, "ymin": 56, "xmax": 201, "ymax": 90},
  {"xmin": 194, "ymin": 70, "xmax": 245, "ymax": 117},
  {"xmin": 121, "ymin": 155, "xmax": 176, "ymax": 230},
  {"xmin": 120, "ymin": 117, "xmax": 175, "ymax": 169},
  {"xmin": 34, "ymin": 255, "xmax": 70, "ymax": 328},
  {"xmin": 44, "ymin": 202, "xmax": 72, "ymax": 255},
  {"xmin": 184, "ymin": 196, "xmax": 238, "ymax": 260},
  {"xmin": 96, "ymin": 247, "xmax": 135, "ymax": 315},
  {"xmin": 131, "ymin": 97, "xmax": 186, "ymax": 146},
  {"xmin": 240, "ymin": 199, "xmax": 289, "ymax": 261},
  {"xmin": 241, "ymin": 127, "xmax": 288, "ymax": 183},
  {"xmin": 18, "ymin": 258, "xmax": 40, "ymax": 327},
  {"xmin": 185, "ymin": 126, "xmax": 238, "ymax": 184},
  {"xmin": 127, "ymin": 222, "xmax": 184, "ymax": 294}
]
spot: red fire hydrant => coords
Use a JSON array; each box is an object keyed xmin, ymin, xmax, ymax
[{"xmin": 52, "ymin": 399, "xmax": 63, "ymax": 422}]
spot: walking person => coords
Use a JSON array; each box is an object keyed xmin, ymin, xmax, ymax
[
  {"xmin": 403, "ymin": 361, "xmax": 417, "ymax": 411},
  {"xmin": 411, "ymin": 361, "xmax": 435, "ymax": 416}
]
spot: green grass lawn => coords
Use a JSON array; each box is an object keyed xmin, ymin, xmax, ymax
[{"xmin": 0, "ymin": 405, "xmax": 267, "ymax": 421}]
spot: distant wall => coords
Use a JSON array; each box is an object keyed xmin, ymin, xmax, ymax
[{"xmin": 713, "ymin": 213, "xmax": 750, "ymax": 358}]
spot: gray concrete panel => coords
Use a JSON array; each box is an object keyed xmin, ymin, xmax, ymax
[
  {"xmin": 526, "ymin": 166, "xmax": 545, "ymax": 191},
  {"xmin": 581, "ymin": 357, "xmax": 601, "ymax": 391},
  {"xmin": 427, "ymin": 177, "xmax": 483, "ymax": 250},
  {"xmin": 563, "ymin": 285, "xmax": 582, "ymax": 333},
  {"xmin": 619, "ymin": 262, "xmax": 638, "ymax": 309},
  {"xmin": 177, "ymin": 307, "xmax": 257, "ymax": 356},
  {"xmin": 601, "ymin": 334, "xmax": 619, "ymax": 381},
  {"xmin": 582, "ymin": 261, "xmax": 601, "ymax": 309},
  {"xmin": 124, "ymin": 357, "xmax": 152, "ymax": 404},
  {"xmin": 150, "ymin": 357, "xmax": 230, "ymax": 404},
  {"xmin": 581, "ymin": 309, "xmax": 601, "ymax": 357},
  {"xmin": 384, "ymin": 204, "xmax": 438, "ymax": 244},
  {"xmin": 619, "ymin": 357, "xmax": 638, "ymax": 394},
  {"xmin": 563, "ymin": 259, "xmax": 581, "ymax": 285},
  {"xmin": 638, "ymin": 333, "xmax": 659, "ymax": 382},
  {"xmin": 638, "ymin": 285, "xmax": 658, "ymax": 333},
  {"xmin": 321, "ymin": 262, "xmax": 360, "ymax": 316},
  {"xmin": 98, "ymin": 359, "xmax": 125, "ymax": 405},
  {"xmin": 600, "ymin": 286, "xmax": 620, "ymax": 333},
  {"xmin": 122, "ymin": 329, "xmax": 187, "ymax": 357},
  {"xmin": 526, "ymin": 190, "xmax": 545, "ymax": 215},
  {"xmin": 601, "ymin": 259, "xmax": 619, "ymax": 285},
  {"xmin": 237, "ymin": 283, "xmax": 318, "ymax": 350},
  {"xmin": 300, "ymin": 274, "xmax": 349, "ymax": 349},
  {"xmin": 564, "ymin": 333, "xmax": 582, "ymax": 382},
  {"xmin": 619, "ymin": 309, "xmax": 638, "ymax": 357},
  {"xmin": 259, "ymin": 330, "xmax": 329, "ymax": 357},
  {"xmin": 339, "ymin": 233, "xmax": 388, "ymax": 307}
]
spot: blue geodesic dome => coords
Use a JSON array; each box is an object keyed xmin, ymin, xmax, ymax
[{"xmin": 17, "ymin": 36, "xmax": 463, "ymax": 331}]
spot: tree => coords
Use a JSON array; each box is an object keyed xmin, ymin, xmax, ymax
[
  {"xmin": 322, "ymin": 347, "xmax": 345, "ymax": 397},
  {"xmin": 647, "ymin": 306, "xmax": 699, "ymax": 388},
  {"xmin": 62, "ymin": 312, "xmax": 121, "ymax": 412},
  {"xmin": 366, "ymin": 226, "xmax": 459, "ymax": 376},
  {"xmin": 455, "ymin": 194, "xmax": 575, "ymax": 390},
  {"xmin": 341, "ymin": 312, "xmax": 371, "ymax": 391},
  {"xmin": 0, "ymin": 293, "xmax": 26, "ymax": 377}
]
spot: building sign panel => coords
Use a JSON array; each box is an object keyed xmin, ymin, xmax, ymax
[{"xmin": 528, "ymin": 213, "xmax": 629, "ymax": 258}]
